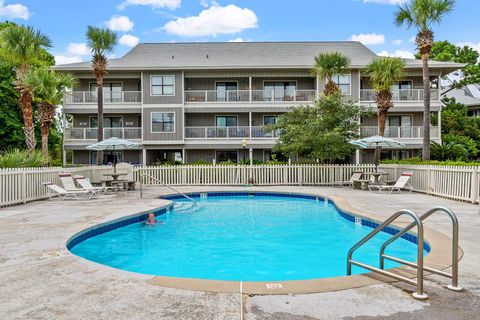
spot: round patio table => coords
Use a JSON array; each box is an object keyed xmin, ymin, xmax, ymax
[
  {"xmin": 364, "ymin": 172, "xmax": 389, "ymax": 185},
  {"xmin": 103, "ymin": 173, "xmax": 126, "ymax": 181}
]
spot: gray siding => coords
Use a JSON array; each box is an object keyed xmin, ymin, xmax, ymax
[
  {"xmin": 142, "ymin": 106, "xmax": 183, "ymax": 141},
  {"xmin": 360, "ymin": 76, "xmax": 428, "ymax": 90},
  {"xmin": 185, "ymin": 149, "xmax": 215, "ymax": 163},
  {"xmin": 142, "ymin": 71, "xmax": 183, "ymax": 104},
  {"xmin": 251, "ymin": 77, "xmax": 315, "ymax": 90},
  {"xmin": 75, "ymin": 78, "xmax": 140, "ymax": 91},
  {"xmin": 73, "ymin": 150, "xmax": 90, "ymax": 164},
  {"xmin": 185, "ymin": 113, "xmax": 249, "ymax": 126},
  {"xmin": 185, "ymin": 76, "xmax": 315, "ymax": 91},
  {"xmin": 185, "ymin": 77, "xmax": 249, "ymax": 90}
]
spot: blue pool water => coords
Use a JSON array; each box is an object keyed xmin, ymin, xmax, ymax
[{"xmin": 70, "ymin": 194, "xmax": 425, "ymax": 281}]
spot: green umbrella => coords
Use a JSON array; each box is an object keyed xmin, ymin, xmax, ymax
[
  {"xmin": 86, "ymin": 137, "xmax": 139, "ymax": 173},
  {"xmin": 350, "ymin": 135, "xmax": 405, "ymax": 171}
]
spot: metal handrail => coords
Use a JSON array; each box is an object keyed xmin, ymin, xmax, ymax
[
  {"xmin": 347, "ymin": 210, "xmax": 427, "ymax": 299},
  {"xmin": 379, "ymin": 206, "xmax": 462, "ymax": 291},
  {"xmin": 139, "ymin": 172, "xmax": 196, "ymax": 203}
]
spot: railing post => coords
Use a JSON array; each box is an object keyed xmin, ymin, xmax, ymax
[
  {"xmin": 204, "ymin": 90, "xmax": 208, "ymax": 102},
  {"xmin": 470, "ymin": 167, "xmax": 478, "ymax": 203},
  {"xmin": 293, "ymin": 89, "xmax": 296, "ymax": 102},
  {"xmin": 22, "ymin": 171, "xmax": 27, "ymax": 203},
  {"xmin": 204, "ymin": 127, "xmax": 208, "ymax": 139},
  {"xmin": 83, "ymin": 91, "xmax": 85, "ymax": 103}
]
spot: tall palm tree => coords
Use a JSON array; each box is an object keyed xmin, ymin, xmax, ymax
[
  {"xmin": 24, "ymin": 67, "xmax": 75, "ymax": 158},
  {"xmin": 311, "ymin": 52, "xmax": 350, "ymax": 96},
  {"xmin": 86, "ymin": 26, "xmax": 118, "ymax": 165},
  {"xmin": 366, "ymin": 57, "xmax": 406, "ymax": 163},
  {"xmin": 0, "ymin": 25, "xmax": 52, "ymax": 152},
  {"xmin": 395, "ymin": 0, "xmax": 455, "ymax": 160}
]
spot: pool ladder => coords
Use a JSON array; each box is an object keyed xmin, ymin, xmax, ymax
[
  {"xmin": 347, "ymin": 206, "xmax": 462, "ymax": 299},
  {"xmin": 139, "ymin": 173, "xmax": 197, "ymax": 204}
]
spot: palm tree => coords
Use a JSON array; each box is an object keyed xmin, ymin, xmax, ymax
[
  {"xmin": 431, "ymin": 141, "xmax": 467, "ymax": 161},
  {"xmin": 86, "ymin": 26, "xmax": 118, "ymax": 165},
  {"xmin": 395, "ymin": 0, "xmax": 455, "ymax": 160},
  {"xmin": 24, "ymin": 67, "xmax": 75, "ymax": 158},
  {"xmin": 311, "ymin": 52, "xmax": 350, "ymax": 96},
  {"xmin": 366, "ymin": 57, "xmax": 405, "ymax": 164},
  {"xmin": 0, "ymin": 25, "xmax": 52, "ymax": 152}
]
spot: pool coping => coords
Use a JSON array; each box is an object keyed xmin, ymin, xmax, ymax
[{"xmin": 67, "ymin": 190, "xmax": 462, "ymax": 295}]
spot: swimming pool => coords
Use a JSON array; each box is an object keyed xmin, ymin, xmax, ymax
[{"xmin": 68, "ymin": 192, "xmax": 428, "ymax": 282}]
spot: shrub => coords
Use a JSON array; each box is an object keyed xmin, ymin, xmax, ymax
[{"xmin": 0, "ymin": 149, "xmax": 47, "ymax": 168}]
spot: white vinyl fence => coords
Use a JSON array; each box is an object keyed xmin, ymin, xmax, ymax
[{"xmin": 2, "ymin": 164, "xmax": 480, "ymax": 207}]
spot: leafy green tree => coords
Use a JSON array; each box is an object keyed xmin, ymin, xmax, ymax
[
  {"xmin": 418, "ymin": 40, "xmax": 480, "ymax": 88},
  {"xmin": 442, "ymin": 134, "xmax": 478, "ymax": 158},
  {"xmin": 86, "ymin": 26, "xmax": 118, "ymax": 164},
  {"xmin": 395, "ymin": 0, "xmax": 456, "ymax": 160},
  {"xmin": 311, "ymin": 52, "xmax": 350, "ymax": 96},
  {"xmin": 430, "ymin": 141, "xmax": 468, "ymax": 161},
  {"xmin": 0, "ymin": 24, "xmax": 52, "ymax": 152},
  {"xmin": 269, "ymin": 94, "xmax": 361, "ymax": 163},
  {"xmin": 24, "ymin": 67, "xmax": 75, "ymax": 158}
]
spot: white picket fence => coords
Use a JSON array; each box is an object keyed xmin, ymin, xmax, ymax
[{"xmin": 2, "ymin": 164, "xmax": 480, "ymax": 206}]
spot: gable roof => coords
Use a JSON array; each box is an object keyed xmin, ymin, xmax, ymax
[{"xmin": 53, "ymin": 41, "xmax": 464, "ymax": 72}]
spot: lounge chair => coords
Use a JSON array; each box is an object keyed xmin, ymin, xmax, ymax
[
  {"xmin": 76, "ymin": 176, "xmax": 114, "ymax": 194},
  {"xmin": 368, "ymin": 172, "xmax": 413, "ymax": 193},
  {"xmin": 335, "ymin": 171, "xmax": 363, "ymax": 187},
  {"xmin": 59, "ymin": 173, "xmax": 85, "ymax": 192},
  {"xmin": 43, "ymin": 182, "xmax": 97, "ymax": 200}
]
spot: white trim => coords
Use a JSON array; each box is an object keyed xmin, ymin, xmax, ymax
[
  {"xmin": 150, "ymin": 111, "xmax": 176, "ymax": 133},
  {"xmin": 150, "ymin": 74, "xmax": 176, "ymax": 96}
]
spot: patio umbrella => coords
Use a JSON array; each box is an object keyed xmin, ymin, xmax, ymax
[
  {"xmin": 86, "ymin": 137, "xmax": 139, "ymax": 173},
  {"xmin": 350, "ymin": 135, "xmax": 405, "ymax": 171}
]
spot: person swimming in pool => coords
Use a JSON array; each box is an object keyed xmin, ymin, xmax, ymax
[{"xmin": 145, "ymin": 212, "xmax": 157, "ymax": 225}]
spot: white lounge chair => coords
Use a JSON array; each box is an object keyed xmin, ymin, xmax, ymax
[
  {"xmin": 368, "ymin": 173, "xmax": 413, "ymax": 193},
  {"xmin": 335, "ymin": 171, "xmax": 363, "ymax": 187},
  {"xmin": 43, "ymin": 182, "xmax": 96, "ymax": 200},
  {"xmin": 76, "ymin": 176, "xmax": 115, "ymax": 194},
  {"xmin": 59, "ymin": 173, "xmax": 84, "ymax": 192}
]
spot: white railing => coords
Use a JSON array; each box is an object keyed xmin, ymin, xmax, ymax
[
  {"xmin": 64, "ymin": 127, "xmax": 142, "ymax": 140},
  {"xmin": 360, "ymin": 89, "xmax": 440, "ymax": 102},
  {"xmin": 360, "ymin": 126, "xmax": 439, "ymax": 139},
  {"xmin": 184, "ymin": 126, "xmax": 280, "ymax": 139},
  {"xmin": 184, "ymin": 89, "xmax": 317, "ymax": 103},
  {"xmin": 66, "ymin": 91, "xmax": 142, "ymax": 104},
  {"xmin": 3, "ymin": 164, "xmax": 480, "ymax": 206}
]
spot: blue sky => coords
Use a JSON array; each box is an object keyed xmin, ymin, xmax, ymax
[{"xmin": 0, "ymin": 0, "xmax": 478, "ymax": 64}]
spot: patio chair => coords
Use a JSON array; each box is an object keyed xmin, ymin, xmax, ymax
[
  {"xmin": 112, "ymin": 163, "xmax": 136, "ymax": 191},
  {"xmin": 43, "ymin": 182, "xmax": 97, "ymax": 200},
  {"xmin": 76, "ymin": 176, "xmax": 115, "ymax": 194},
  {"xmin": 59, "ymin": 173, "xmax": 84, "ymax": 191},
  {"xmin": 368, "ymin": 172, "xmax": 413, "ymax": 193},
  {"xmin": 335, "ymin": 171, "xmax": 363, "ymax": 187}
]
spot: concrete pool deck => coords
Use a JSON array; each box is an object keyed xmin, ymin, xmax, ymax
[{"xmin": 1, "ymin": 186, "xmax": 479, "ymax": 319}]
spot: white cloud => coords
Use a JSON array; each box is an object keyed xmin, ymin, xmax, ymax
[
  {"xmin": 409, "ymin": 36, "xmax": 416, "ymax": 43},
  {"xmin": 106, "ymin": 15, "xmax": 134, "ymax": 32},
  {"xmin": 67, "ymin": 43, "xmax": 90, "ymax": 56},
  {"xmin": 362, "ymin": 0, "xmax": 407, "ymax": 4},
  {"xmin": 377, "ymin": 49, "xmax": 415, "ymax": 59},
  {"xmin": 457, "ymin": 42, "xmax": 480, "ymax": 55},
  {"xmin": 119, "ymin": 34, "xmax": 140, "ymax": 47},
  {"xmin": 0, "ymin": 0, "xmax": 30, "ymax": 20},
  {"xmin": 54, "ymin": 55, "xmax": 82, "ymax": 65},
  {"xmin": 163, "ymin": 4, "xmax": 258, "ymax": 37},
  {"xmin": 228, "ymin": 37, "xmax": 244, "ymax": 42},
  {"xmin": 392, "ymin": 39, "xmax": 403, "ymax": 45},
  {"xmin": 350, "ymin": 33, "xmax": 385, "ymax": 45},
  {"xmin": 118, "ymin": 0, "xmax": 181, "ymax": 10}
]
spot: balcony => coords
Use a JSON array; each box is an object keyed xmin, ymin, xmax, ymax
[
  {"xmin": 184, "ymin": 90, "xmax": 316, "ymax": 103},
  {"xmin": 360, "ymin": 126, "xmax": 440, "ymax": 139},
  {"xmin": 185, "ymin": 126, "xmax": 280, "ymax": 139},
  {"xmin": 65, "ymin": 91, "xmax": 142, "ymax": 104},
  {"xmin": 64, "ymin": 127, "xmax": 142, "ymax": 141},
  {"xmin": 360, "ymin": 89, "xmax": 439, "ymax": 102}
]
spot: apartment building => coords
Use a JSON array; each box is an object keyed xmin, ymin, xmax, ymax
[{"xmin": 54, "ymin": 42, "xmax": 461, "ymax": 165}]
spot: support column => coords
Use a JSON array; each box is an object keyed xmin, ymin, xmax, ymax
[
  {"xmin": 249, "ymin": 76, "xmax": 252, "ymax": 103},
  {"xmin": 316, "ymin": 75, "xmax": 320, "ymax": 99},
  {"xmin": 355, "ymin": 149, "xmax": 361, "ymax": 164},
  {"xmin": 62, "ymin": 112, "xmax": 67, "ymax": 166},
  {"xmin": 438, "ymin": 109, "xmax": 442, "ymax": 142},
  {"xmin": 182, "ymin": 148, "xmax": 186, "ymax": 164},
  {"xmin": 142, "ymin": 148, "xmax": 147, "ymax": 166},
  {"xmin": 249, "ymin": 148, "xmax": 253, "ymax": 165},
  {"xmin": 249, "ymin": 111, "xmax": 252, "ymax": 141}
]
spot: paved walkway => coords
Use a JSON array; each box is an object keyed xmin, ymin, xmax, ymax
[{"xmin": 0, "ymin": 186, "xmax": 479, "ymax": 319}]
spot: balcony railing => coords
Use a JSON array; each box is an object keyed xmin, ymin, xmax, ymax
[
  {"xmin": 360, "ymin": 126, "xmax": 439, "ymax": 139},
  {"xmin": 184, "ymin": 90, "xmax": 317, "ymax": 103},
  {"xmin": 65, "ymin": 91, "xmax": 142, "ymax": 104},
  {"xmin": 360, "ymin": 89, "xmax": 439, "ymax": 102},
  {"xmin": 64, "ymin": 127, "xmax": 142, "ymax": 140},
  {"xmin": 185, "ymin": 126, "xmax": 281, "ymax": 139}
]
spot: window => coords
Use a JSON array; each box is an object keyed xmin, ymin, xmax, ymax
[
  {"xmin": 264, "ymin": 81, "xmax": 296, "ymax": 101},
  {"xmin": 152, "ymin": 112, "xmax": 175, "ymax": 132},
  {"xmin": 333, "ymin": 75, "xmax": 351, "ymax": 94},
  {"xmin": 263, "ymin": 116, "xmax": 278, "ymax": 126},
  {"xmin": 216, "ymin": 116, "xmax": 237, "ymax": 127},
  {"xmin": 90, "ymin": 151, "xmax": 123, "ymax": 165},
  {"xmin": 90, "ymin": 83, "xmax": 122, "ymax": 103},
  {"xmin": 216, "ymin": 151, "xmax": 238, "ymax": 163},
  {"xmin": 387, "ymin": 115, "xmax": 412, "ymax": 127},
  {"xmin": 391, "ymin": 81, "xmax": 413, "ymax": 90},
  {"xmin": 216, "ymin": 82, "xmax": 238, "ymax": 101},
  {"xmin": 90, "ymin": 117, "xmax": 123, "ymax": 128},
  {"xmin": 151, "ymin": 75, "xmax": 175, "ymax": 96}
]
